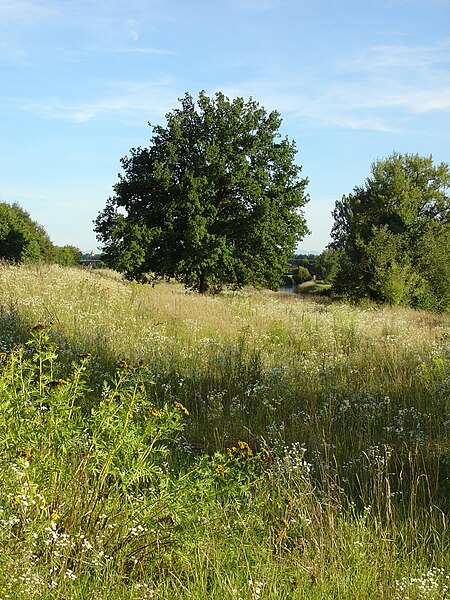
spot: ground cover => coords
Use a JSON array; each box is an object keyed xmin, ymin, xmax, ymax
[{"xmin": 0, "ymin": 263, "xmax": 448, "ymax": 598}]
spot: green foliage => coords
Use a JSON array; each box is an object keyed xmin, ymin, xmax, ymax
[
  {"xmin": 95, "ymin": 91, "xmax": 309, "ymax": 293},
  {"xmin": 53, "ymin": 245, "xmax": 83, "ymax": 266},
  {"xmin": 0, "ymin": 328, "xmax": 192, "ymax": 596},
  {"xmin": 0, "ymin": 202, "xmax": 82, "ymax": 267},
  {"xmin": 331, "ymin": 152, "xmax": 450, "ymax": 310},
  {"xmin": 0, "ymin": 202, "xmax": 54, "ymax": 263},
  {"xmin": 293, "ymin": 265, "xmax": 311, "ymax": 285},
  {"xmin": 313, "ymin": 248, "xmax": 341, "ymax": 283}
]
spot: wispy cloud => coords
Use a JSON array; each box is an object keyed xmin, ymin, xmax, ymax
[
  {"xmin": 347, "ymin": 38, "xmax": 450, "ymax": 71},
  {"xmin": 21, "ymin": 77, "xmax": 180, "ymax": 123},
  {"xmin": 219, "ymin": 38, "xmax": 450, "ymax": 133},
  {"xmin": 18, "ymin": 59, "xmax": 450, "ymax": 132}
]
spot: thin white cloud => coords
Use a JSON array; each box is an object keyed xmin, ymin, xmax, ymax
[
  {"xmin": 21, "ymin": 77, "xmax": 180, "ymax": 123},
  {"xmin": 220, "ymin": 61, "xmax": 450, "ymax": 133},
  {"xmin": 347, "ymin": 38, "xmax": 450, "ymax": 71},
  {"xmin": 19, "ymin": 63, "xmax": 450, "ymax": 132},
  {"xmin": 0, "ymin": 0, "xmax": 56, "ymax": 20}
]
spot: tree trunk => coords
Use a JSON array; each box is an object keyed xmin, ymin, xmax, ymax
[{"xmin": 199, "ymin": 271, "xmax": 209, "ymax": 294}]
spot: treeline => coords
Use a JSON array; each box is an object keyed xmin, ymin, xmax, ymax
[
  {"xmin": 329, "ymin": 153, "xmax": 450, "ymax": 312},
  {"xmin": 3, "ymin": 91, "xmax": 449, "ymax": 313},
  {"xmin": 283, "ymin": 251, "xmax": 339, "ymax": 288},
  {"xmin": 289, "ymin": 153, "xmax": 450, "ymax": 312},
  {"xmin": 0, "ymin": 201, "xmax": 82, "ymax": 266}
]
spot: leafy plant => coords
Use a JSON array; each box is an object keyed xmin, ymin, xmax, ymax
[{"xmin": 0, "ymin": 328, "xmax": 191, "ymax": 596}]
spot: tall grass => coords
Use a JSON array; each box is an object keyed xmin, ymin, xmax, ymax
[{"xmin": 0, "ymin": 262, "xmax": 448, "ymax": 598}]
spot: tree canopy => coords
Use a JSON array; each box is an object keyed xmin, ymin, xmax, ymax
[
  {"xmin": 330, "ymin": 152, "xmax": 450, "ymax": 311},
  {"xmin": 0, "ymin": 202, "xmax": 55, "ymax": 263},
  {"xmin": 95, "ymin": 91, "xmax": 309, "ymax": 292},
  {"xmin": 0, "ymin": 201, "xmax": 82, "ymax": 266}
]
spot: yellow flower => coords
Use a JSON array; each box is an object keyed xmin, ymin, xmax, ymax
[
  {"xmin": 51, "ymin": 511, "xmax": 61, "ymax": 522},
  {"xmin": 18, "ymin": 448, "xmax": 32, "ymax": 460},
  {"xmin": 215, "ymin": 464, "xmax": 225, "ymax": 477},
  {"xmin": 149, "ymin": 407, "xmax": 163, "ymax": 417},
  {"xmin": 118, "ymin": 359, "xmax": 132, "ymax": 370},
  {"xmin": 260, "ymin": 447, "xmax": 273, "ymax": 464},
  {"xmin": 237, "ymin": 440, "xmax": 253, "ymax": 457},
  {"xmin": 174, "ymin": 401, "xmax": 189, "ymax": 416}
]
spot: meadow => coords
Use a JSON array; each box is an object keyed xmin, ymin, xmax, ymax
[{"xmin": 0, "ymin": 262, "xmax": 448, "ymax": 599}]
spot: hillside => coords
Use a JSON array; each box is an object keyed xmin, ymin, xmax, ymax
[{"xmin": 0, "ymin": 263, "xmax": 448, "ymax": 598}]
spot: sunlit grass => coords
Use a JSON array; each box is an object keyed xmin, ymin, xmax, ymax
[{"xmin": 0, "ymin": 262, "xmax": 448, "ymax": 598}]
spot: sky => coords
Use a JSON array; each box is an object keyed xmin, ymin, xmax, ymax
[{"xmin": 1, "ymin": 0, "xmax": 449, "ymax": 254}]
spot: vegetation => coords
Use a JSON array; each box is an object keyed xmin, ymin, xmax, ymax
[
  {"xmin": 313, "ymin": 249, "xmax": 341, "ymax": 284},
  {"xmin": 0, "ymin": 263, "xmax": 448, "ymax": 598},
  {"xmin": 0, "ymin": 202, "xmax": 54, "ymax": 263},
  {"xmin": 0, "ymin": 201, "xmax": 82, "ymax": 267},
  {"xmin": 53, "ymin": 245, "xmax": 83, "ymax": 267},
  {"xmin": 293, "ymin": 265, "xmax": 312, "ymax": 286},
  {"xmin": 95, "ymin": 91, "xmax": 309, "ymax": 293},
  {"xmin": 330, "ymin": 152, "xmax": 450, "ymax": 311}
]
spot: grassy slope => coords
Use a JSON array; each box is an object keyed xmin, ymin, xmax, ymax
[{"xmin": 0, "ymin": 263, "xmax": 448, "ymax": 599}]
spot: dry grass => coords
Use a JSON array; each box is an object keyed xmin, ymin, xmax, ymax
[{"xmin": 0, "ymin": 262, "xmax": 448, "ymax": 599}]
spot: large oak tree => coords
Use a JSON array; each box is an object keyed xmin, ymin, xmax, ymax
[{"xmin": 95, "ymin": 91, "xmax": 309, "ymax": 292}]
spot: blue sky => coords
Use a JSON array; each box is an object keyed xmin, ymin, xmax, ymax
[{"xmin": 1, "ymin": 0, "xmax": 449, "ymax": 253}]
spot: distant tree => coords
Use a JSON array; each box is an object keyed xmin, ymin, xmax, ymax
[
  {"xmin": 0, "ymin": 202, "xmax": 54, "ymax": 263},
  {"xmin": 95, "ymin": 91, "xmax": 309, "ymax": 293},
  {"xmin": 293, "ymin": 265, "xmax": 312, "ymax": 286},
  {"xmin": 297, "ymin": 258, "xmax": 311, "ymax": 270},
  {"xmin": 314, "ymin": 248, "xmax": 341, "ymax": 283},
  {"xmin": 330, "ymin": 152, "xmax": 450, "ymax": 310},
  {"xmin": 53, "ymin": 245, "xmax": 83, "ymax": 266}
]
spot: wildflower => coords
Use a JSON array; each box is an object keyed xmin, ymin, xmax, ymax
[
  {"xmin": 215, "ymin": 464, "xmax": 225, "ymax": 477},
  {"xmin": 136, "ymin": 382, "xmax": 146, "ymax": 393},
  {"xmin": 118, "ymin": 359, "xmax": 132, "ymax": 370},
  {"xmin": 174, "ymin": 401, "xmax": 189, "ymax": 416},
  {"xmin": 237, "ymin": 440, "xmax": 253, "ymax": 457},
  {"xmin": 248, "ymin": 578, "xmax": 265, "ymax": 598},
  {"xmin": 260, "ymin": 447, "xmax": 273, "ymax": 464},
  {"xmin": 50, "ymin": 511, "xmax": 61, "ymax": 522},
  {"xmin": 65, "ymin": 568, "xmax": 76, "ymax": 580},
  {"xmin": 149, "ymin": 406, "xmax": 163, "ymax": 417}
]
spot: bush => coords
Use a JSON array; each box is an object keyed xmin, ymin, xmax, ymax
[{"xmin": 293, "ymin": 265, "xmax": 312, "ymax": 285}]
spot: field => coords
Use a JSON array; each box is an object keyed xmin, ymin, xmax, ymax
[{"xmin": 0, "ymin": 262, "xmax": 448, "ymax": 599}]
